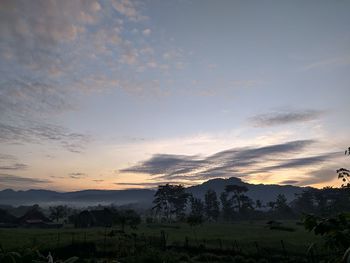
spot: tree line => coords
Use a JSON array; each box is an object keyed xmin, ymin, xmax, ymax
[{"xmin": 151, "ymin": 182, "xmax": 350, "ymax": 224}]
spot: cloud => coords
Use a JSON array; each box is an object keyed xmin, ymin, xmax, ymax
[
  {"xmin": 111, "ymin": 0, "xmax": 147, "ymax": 21},
  {"xmin": 0, "ymin": 163, "xmax": 27, "ymax": 171},
  {"xmin": 0, "ymin": 173, "xmax": 51, "ymax": 185},
  {"xmin": 0, "ymin": 0, "xmax": 102, "ymax": 67},
  {"xmin": 93, "ymin": 179, "xmax": 104, "ymax": 183},
  {"xmin": 121, "ymin": 154, "xmax": 205, "ymax": 176},
  {"xmin": 259, "ymin": 153, "xmax": 338, "ymax": 171},
  {"xmin": 1, "ymin": 0, "xmax": 187, "ymax": 162},
  {"xmin": 0, "ymin": 154, "xmax": 28, "ymax": 171},
  {"xmin": 142, "ymin": 28, "xmax": 151, "ymax": 36},
  {"xmin": 0, "ymin": 121, "xmax": 90, "ymax": 153},
  {"xmin": 298, "ymin": 168, "xmax": 337, "ymax": 186},
  {"xmin": 121, "ymin": 139, "xmax": 326, "ymax": 183},
  {"xmin": 250, "ymin": 110, "xmax": 325, "ymax": 127},
  {"xmin": 0, "ymin": 0, "xmax": 188, "ymax": 126},
  {"xmin": 115, "ymin": 181, "xmax": 186, "ymax": 188},
  {"xmin": 69, "ymin": 172, "xmax": 87, "ymax": 179},
  {"xmin": 0, "ymin": 78, "xmax": 72, "ymax": 117},
  {"xmin": 0, "ymin": 154, "xmax": 16, "ymax": 161},
  {"xmin": 279, "ymin": 180, "xmax": 299, "ymax": 185},
  {"xmin": 0, "ymin": 0, "xmax": 185, "ymax": 123},
  {"xmin": 302, "ymin": 55, "xmax": 350, "ymax": 71}
]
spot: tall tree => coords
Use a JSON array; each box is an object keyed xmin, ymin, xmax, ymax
[
  {"xmin": 49, "ymin": 205, "xmax": 68, "ymax": 223},
  {"xmin": 153, "ymin": 184, "xmax": 189, "ymax": 221},
  {"xmin": 275, "ymin": 194, "xmax": 288, "ymax": 209},
  {"xmin": 293, "ymin": 190, "xmax": 315, "ymax": 214},
  {"xmin": 153, "ymin": 184, "xmax": 172, "ymax": 220},
  {"xmin": 255, "ymin": 199, "xmax": 263, "ymax": 210},
  {"xmin": 220, "ymin": 192, "xmax": 234, "ymax": 221},
  {"xmin": 113, "ymin": 209, "xmax": 141, "ymax": 231},
  {"xmin": 225, "ymin": 185, "xmax": 252, "ymax": 213},
  {"xmin": 274, "ymin": 194, "xmax": 292, "ymax": 216},
  {"xmin": 171, "ymin": 185, "xmax": 191, "ymax": 220},
  {"xmin": 187, "ymin": 195, "xmax": 204, "ymax": 225},
  {"xmin": 204, "ymin": 189, "xmax": 220, "ymax": 221}
]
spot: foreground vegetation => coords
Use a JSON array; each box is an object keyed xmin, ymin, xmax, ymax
[
  {"xmin": 0, "ymin": 221, "xmax": 326, "ymax": 262},
  {"xmin": 0, "ymin": 221, "xmax": 319, "ymax": 252}
]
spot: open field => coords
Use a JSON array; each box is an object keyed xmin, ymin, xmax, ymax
[{"xmin": 0, "ymin": 220, "xmax": 321, "ymax": 254}]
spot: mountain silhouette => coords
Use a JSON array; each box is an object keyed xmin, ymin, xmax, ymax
[{"xmin": 0, "ymin": 177, "xmax": 309, "ymax": 207}]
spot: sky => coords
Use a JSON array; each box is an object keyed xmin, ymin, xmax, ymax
[{"xmin": 0, "ymin": 0, "xmax": 349, "ymax": 191}]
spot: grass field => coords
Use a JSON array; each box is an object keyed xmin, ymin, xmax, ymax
[{"xmin": 0, "ymin": 220, "xmax": 321, "ymax": 255}]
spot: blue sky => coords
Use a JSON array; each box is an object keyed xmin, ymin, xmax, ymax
[{"xmin": 0, "ymin": 0, "xmax": 349, "ymax": 191}]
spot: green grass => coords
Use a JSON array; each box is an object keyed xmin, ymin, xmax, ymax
[{"xmin": 0, "ymin": 220, "xmax": 321, "ymax": 254}]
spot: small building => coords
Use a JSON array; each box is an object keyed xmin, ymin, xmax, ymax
[{"xmin": 18, "ymin": 207, "xmax": 62, "ymax": 228}]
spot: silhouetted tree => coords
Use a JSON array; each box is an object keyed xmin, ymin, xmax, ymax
[
  {"xmin": 274, "ymin": 194, "xmax": 293, "ymax": 217},
  {"xmin": 275, "ymin": 194, "xmax": 287, "ymax": 209},
  {"xmin": 49, "ymin": 205, "xmax": 68, "ymax": 223},
  {"xmin": 267, "ymin": 201, "xmax": 276, "ymax": 211},
  {"xmin": 187, "ymin": 195, "xmax": 204, "ymax": 226},
  {"xmin": 337, "ymin": 147, "xmax": 350, "ymax": 188},
  {"xmin": 239, "ymin": 195, "xmax": 254, "ymax": 213},
  {"xmin": 204, "ymin": 189, "xmax": 220, "ymax": 221},
  {"xmin": 113, "ymin": 209, "xmax": 141, "ymax": 231},
  {"xmin": 153, "ymin": 184, "xmax": 190, "ymax": 221},
  {"xmin": 293, "ymin": 190, "xmax": 315, "ymax": 214},
  {"xmin": 303, "ymin": 148, "xmax": 350, "ymax": 261},
  {"xmin": 255, "ymin": 199, "xmax": 263, "ymax": 209},
  {"xmin": 220, "ymin": 192, "xmax": 234, "ymax": 221},
  {"xmin": 225, "ymin": 185, "xmax": 253, "ymax": 213}
]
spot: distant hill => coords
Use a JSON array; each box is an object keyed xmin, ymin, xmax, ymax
[
  {"xmin": 0, "ymin": 189, "xmax": 155, "ymax": 207},
  {"xmin": 0, "ymin": 177, "xmax": 309, "ymax": 207},
  {"xmin": 187, "ymin": 177, "xmax": 309, "ymax": 203}
]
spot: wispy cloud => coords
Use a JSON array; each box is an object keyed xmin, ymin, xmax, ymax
[
  {"xmin": 279, "ymin": 180, "xmax": 299, "ymax": 185},
  {"xmin": 0, "ymin": 154, "xmax": 16, "ymax": 161},
  {"xmin": 260, "ymin": 153, "xmax": 337, "ymax": 171},
  {"xmin": 111, "ymin": 0, "xmax": 147, "ymax": 21},
  {"xmin": 69, "ymin": 172, "xmax": 87, "ymax": 179},
  {"xmin": 0, "ymin": 154, "xmax": 28, "ymax": 171},
  {"xmin": 0, "ymin": 122, "xmax": 90, "ymax": 153},
  {"xmin": 93, "ymin": 179, "xmax": 104, "ymax": 183},
  {"xmin": 115, "ymin": 181, "xmax": 186, "ymax": 188},
  {"xmin": 0, "ymin": 163, "xmax": 27, "ymax": 171},
  {"xmin": 298, "ymin": 168, "xmax": 337, "ymax": 186},
  {"xmin": 0, "ymin": 78, "xmax": 72, "ymax": 117},
  {"xmin": 0, "ymin": 173, "xmax": 51, "ymax": 185},
  {"xmin": 250, "ymin": 110, "xmax": 325, "ymax": 127},
  {"xmin": 302, "ymin": 55, "xmax": 350, "ymax": 71},
  {"xmin": 121, "ymin": 139, "xmax": 336, "ymax": 184},
  {"xmin": 121, "ymin": 154, "xmax": 206, "ymax": 176}
]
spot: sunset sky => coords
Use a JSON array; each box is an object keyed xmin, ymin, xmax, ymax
[{"xmin": 0, "ymin": 0, "xmax": 349, "ymax": 191}]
